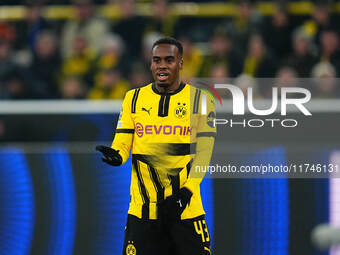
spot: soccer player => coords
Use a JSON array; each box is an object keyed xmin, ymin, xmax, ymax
[{"xmin": 96, "ymin": 37, "xmax": 216, "ymax": 255}]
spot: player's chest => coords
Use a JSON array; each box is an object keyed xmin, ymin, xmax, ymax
[{"xmin": 133, "ymin": 94, "xmax": 191, "ymax": 125}]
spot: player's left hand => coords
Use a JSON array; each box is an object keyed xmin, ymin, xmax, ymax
[{"xmin": 160, "ymin": 187, "xmax": 193, "ymax": 221}]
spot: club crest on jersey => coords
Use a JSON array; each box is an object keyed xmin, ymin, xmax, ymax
[
  {"xmin": 126, "ymin": 241, "xmax": 136, "ymax": 255},
  {"xmin": 175, "ymin": 102, "xmax": 187, "ymax": 119}
]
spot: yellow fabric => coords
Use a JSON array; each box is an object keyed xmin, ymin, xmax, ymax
[
  {"xmin": 88, "ymin": 79, "xmax": 130, "ymax": 100},
  {"xmin": 97, "ymin": 54, "xmax": 118, "ymax": 70},
  {"xmin": 199, "ymin": 55, "xmax": 229, "ymax": 77},
  {"xmin": 303, "ymin": 20, "xmax": 317, "ymax": 37},
  {"xmin": 321, "ymin": 54, "xmax": 329, "ymax": 62},
  {"xmin": 235, "ymin": 15, "xmax": 248, "ymax": 31},
  {"xmin": 111, "ymin": 83, "xmax": 216, "ymax": 220},
  {"xmin": 144, "ymin": 15, "xmax": 179, "ymax": 37},
  {"xmin": 61, "ymin": 49, "xmax": 95, "ymax": 78},
  {"xmin": 182, "ymin": 47, "xmax": 204, "ymax": 81},
  {"xmin": 243, "ymin": 55, "xmax": 259, "ymax": 76}
]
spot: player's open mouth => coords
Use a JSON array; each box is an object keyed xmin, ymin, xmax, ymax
[{"xmin": 157, "ymin": 73, "xmax": 169, "ymax": 81}]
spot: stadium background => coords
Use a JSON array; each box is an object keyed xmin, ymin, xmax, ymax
[{"xmin": 0, "ymin": 0, "xmax": 340, "ymax": 255}]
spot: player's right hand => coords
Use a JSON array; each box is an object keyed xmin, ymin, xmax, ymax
[{"xmin": 95, "ymin": 145, "xmax": 122, "ymax": 166}]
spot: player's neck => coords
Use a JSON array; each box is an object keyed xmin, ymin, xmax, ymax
[{"xmin": 156, "ymin": 81, "xmax": 181, "ymax": 94}]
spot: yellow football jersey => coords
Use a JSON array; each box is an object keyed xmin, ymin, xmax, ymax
[{"xmin": 112, "ymin": 82, "xmax": 216, "ymax": 220}]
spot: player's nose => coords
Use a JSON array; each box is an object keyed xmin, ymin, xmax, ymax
[{"xmin": 158, "ymin": 59, "xmax": 168, "ymax": 69}]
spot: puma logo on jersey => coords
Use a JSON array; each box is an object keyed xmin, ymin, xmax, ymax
[{"xmin": 142, "ymin": 107, "xmax": 152, "ymax": 115}]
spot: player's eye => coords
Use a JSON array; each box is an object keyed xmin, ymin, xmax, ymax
[
  {"xmin": 153, "ymin": 58, "xmax": 161, "ymax": 63},
  {"xmin": 167, "ymin": 58, "xmax": 174, "ymax": 63}
]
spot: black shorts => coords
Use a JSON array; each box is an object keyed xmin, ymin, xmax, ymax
[{"xmin": 122, "ymin": 214, "xmax": 211, "ymax": 255}]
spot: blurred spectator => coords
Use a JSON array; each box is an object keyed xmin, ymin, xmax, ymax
[
  {"xmin": 61, "ymin": 0, "xmax": 109, "ymax": 58},
  {"xmin": 88, "ymin": 68, "xmax": 130, "ymax": 99},
  {"xmin": 94, "ymin": 33, "xmax": 129, "ymax": 79},
  {"xmin": 0, "ymin": 38, "xmax": 36, "ymax": 98},
  {"xmin": 243, "ymin": 34, "xmax": 278, "ymax": 78},
  {"xmin": 273, "ymin": 66, "xmax": 299, "ymax": 98},
  {"xmin": 311, "ymin": 62, "xmax": 337, "ymax": 98},
  {"xmin": 3, "ymin": 71, "xmax": 34, "ymax": 99},
  {"xmin": 0, "ymin": 23, "xmax": 16, "ymax": 43},
  {"xmin": 225, "ymin": 0, "xmax": 264, "ymax": 51},
  {"xmin": 318, "ymin": 30, "xmax": 340, "ymax": 74},
  {"xmin": 264, "ymin": 6, "xmax": 292, "ymax": 59},
  {"xmin": 180, "ymin": 35, "xmax": 204, "ymax": 82},
  {"xmin": 0, "ymin": 40, "xmax": 17, "ymax": 79},
  {"xmin": 31, "ymin": 31, "xmax": 61, "ymax": 98},
  {"xmin": 276, "ymin": 66, "xmax": 298, "ymax": 87},
  {"xmin": 199, "ymin": 29, "xmax": 243, "ymax": 78},
  {"xmin": 301, "ymin": 1, "xmax": 338, "ymax": 46},
  {"xmin": 210, "ymin": 64, "xmax": 229, "ymax": 79},
  {"xmin": 140, "ymin": 32, "xmax": 162, "ymax": 78},
  {"xmin": 113, "ymin": 0, "xmax": 146, "ymax": 61},
  {"xmin": 129, "ymin": 63, "xmax": 152, "ymax": 88},
  {"xmin": 0, "ymin": 40, "xmax": 34, "ymax": 89},
  {"xmin": 285, "ymin": 28, "xmax": 317, "ymax": 77},
  {"xmin": 144, "ymin": 0, "xmax": 178, "ymax": 37},
  {"xmin": 2, "ymin": 1, "xmax": 340, "ymax": 100},
  {"xmin": 0, "ymin": 23, "xmax": 19, "ymax": 64},
  {"xmin": 61, "ymin": 35, "xmax": 96, "ymax": 85},
  {"xmin": 15, "ymin": 1, "xmax": 51, "ymax": 52},
  {"xmin": 60, "ymin": 76, "xmax": 87, "ymax": 99},
  {"xmin": 234, "ymin": 73, "xmax": 260, "ymax": 99}
]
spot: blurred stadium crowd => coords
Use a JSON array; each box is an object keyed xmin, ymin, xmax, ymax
[{"xmin": 0, "ymin": 0, "xmax": 340, "ymax": 100}]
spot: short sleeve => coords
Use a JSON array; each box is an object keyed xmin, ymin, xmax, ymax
[
  {"xmin": 111, "ymin": 90, "xmax": 135, "ymax": 164},
  {"xmin": 116, "ymin": 90, "xmax": 135, "ymax": 133}
]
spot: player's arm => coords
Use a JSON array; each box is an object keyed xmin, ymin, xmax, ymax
[
  {"xmin": 160, "ymin": 136, "xmax": 215, "ymax": 221},
  {"xmin": 184, "ymin": 91, "xmax": 216, "ymax": 193},
  {"xmin": 96, "ymin": 91, "xmax": 135, "ymax": 166},
  {"xmin": 183, "ymin": 137, "xmax": 214, "ymax": 192},
  {"xmin": 161, "ymin": 92, "xmax": 216, "ymax": 220}
]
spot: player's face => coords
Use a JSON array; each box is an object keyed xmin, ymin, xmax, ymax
[{"xmin": 151, "ymin": 44, "xmax": 183, "ymax": 89}]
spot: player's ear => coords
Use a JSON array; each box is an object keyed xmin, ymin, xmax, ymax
[{"xmin": 179, "ymin": 58, "xmax": 183, "ymax": 70}]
